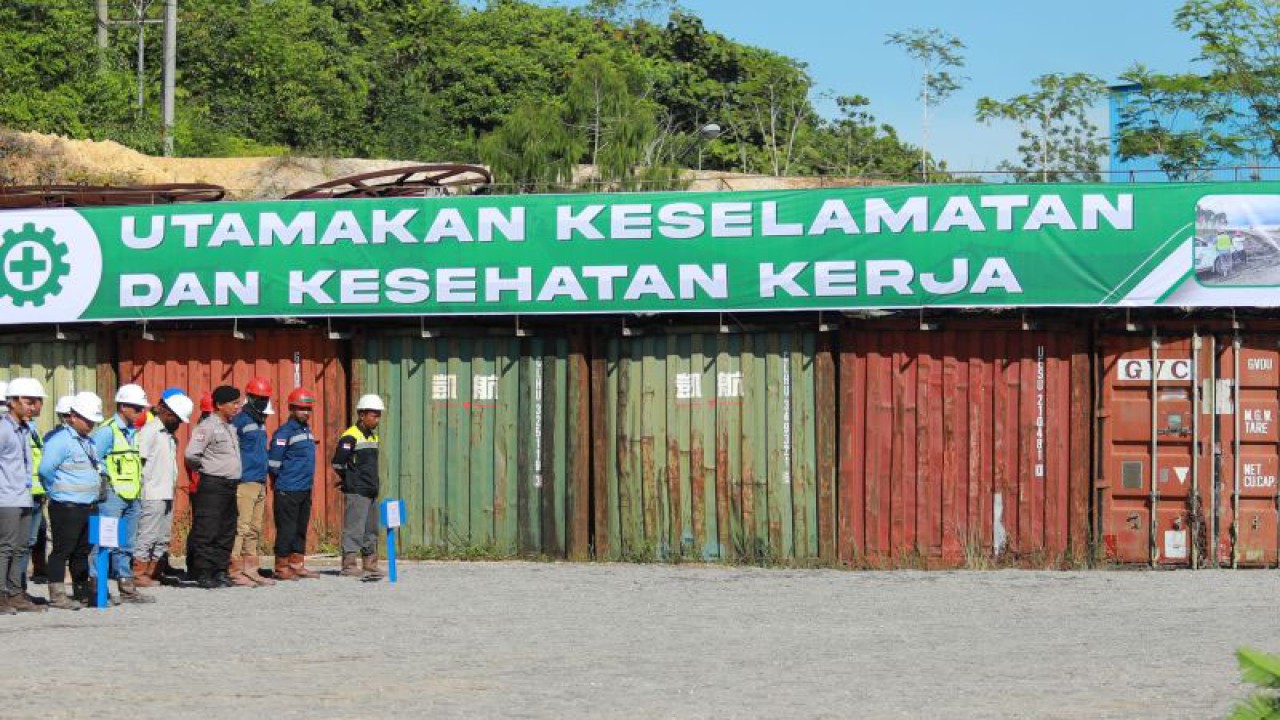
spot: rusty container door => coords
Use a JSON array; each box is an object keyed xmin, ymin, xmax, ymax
[
  {"xmin": 357, "ymin": 332, "xmax": 588, "ymax": 559},
  {"xmin": 596, "ymin": 331, "xmax": 835, "ymax": 563},
  {"xmin": 117, "ymin": 328, "xmax": 349, "ymax": 555},
  {"xmin": 1216, "ymin": 333, "xmax": 1280, "ymax": 567},
  {"xmin": 0, "ymin": 331, "xmax": 103, "ymax": 438},
  {"xmin": 837, "ymin": 326, "xmax": 1091, "ymax": 567},
  {"xmin": 1099, "ymin": 332, "xmax": 1209, "ymax": 567}
]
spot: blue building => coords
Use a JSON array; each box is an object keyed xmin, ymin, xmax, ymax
[{"xmin": 1108, "ymin": 83, "xmax": 1280, "ymax": 183}]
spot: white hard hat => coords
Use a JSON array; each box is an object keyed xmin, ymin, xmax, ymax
[
  {"xmin": 70, "ymin": 392, "xmax": 105, "ymax": 424},
  {"xmin": 7, "ymin": 377, "xmax": 46, "ymax": 399},
  {"xmin": 162, "ymin": 393, "xmax": 195, "ymax": 423},
  {"xmin": 115, "ymin": 384, "xmax": 149, "ymax": 407},
  {"xmin": 54, "ymin": 395, "xmax": 75, "ymax": 415},
  {"xmin": 264, "ymin": 399, "xmax": 276, "ymax": 416},
  {"xmin": 356, "ymin": 394, "xmax": 386, "ymax": 412}
]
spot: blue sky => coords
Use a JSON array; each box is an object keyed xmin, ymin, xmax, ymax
[{"xmin": 530, "ymin": 0, "xmax": 1203, "ymax": 171}]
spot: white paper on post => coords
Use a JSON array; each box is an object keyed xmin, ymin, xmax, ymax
[
  {"xmin": 386, "ymin": 501, "xmax": 402, "ymax": 529},
  {"xmin": 97, "ymin": 517, "xmax": 120, "ymax": 548}
]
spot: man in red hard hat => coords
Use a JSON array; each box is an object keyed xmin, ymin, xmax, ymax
[
  {"xmin": 229, "ymin": 376, "xmax": 275, "ymax": 587},
  {"xmin": 268, "ymin": 388, "xmax": 319, "ymax": 581}
]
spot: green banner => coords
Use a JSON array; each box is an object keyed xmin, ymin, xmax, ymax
[{"xmin": 1, "ymin": 182, "xmax": 1278, "ymax": 324}]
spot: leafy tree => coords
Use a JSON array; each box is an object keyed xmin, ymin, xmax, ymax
[
  {"xmin": 478, "ymin": 98, "xmax": 582, "ymax": 193},
  {"xmin": 802, "ymin": 95, "xmax": 922, "ymax": 180},
  {"xmin": 886, "ymin": 27, "xmax": 966, "ymax": 181},
  {"xmin": 975, "ymin": 73, "xmax": 1107, "ymax": 183},
  {"xmin": 1230, "ymin": 647, "xmax": 1280, "ymax": 720},
  {"xmin": 580, "ymin": 0, "xmax": 682, "ymax": 25}
]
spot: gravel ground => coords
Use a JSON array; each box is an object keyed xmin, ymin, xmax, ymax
[{"xmin": 1, "ymin": 562, "xmax": 1274, "ymax": 719}]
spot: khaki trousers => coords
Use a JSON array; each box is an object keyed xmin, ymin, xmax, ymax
[{"xmin": 233, "ymin": 482, "xmax": 267, "ymax": 556}]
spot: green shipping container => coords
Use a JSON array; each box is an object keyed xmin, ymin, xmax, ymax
[
  {"xmin": 357, "ymin": 332, "xmax": 589, "ymax": 558},
  {"xmin": 0, "ymin": 332, "xmax": 101, "ymax": 437},
  {"xmin": 596, "ymin": 331, "xmax": 835, "ymax": 563}
]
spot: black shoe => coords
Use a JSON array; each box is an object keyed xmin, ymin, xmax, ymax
[
  {"xmin": 213, "ymin": 571, "xmax": 234, "ymax": 588},
  {"xmin": 197, "ymin": 575, "xmax": 221, "ymax": 590}
]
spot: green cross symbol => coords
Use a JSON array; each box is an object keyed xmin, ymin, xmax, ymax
[{"xmin": 8, "ymin": 244, "xmax": 47, "ymax": 287}]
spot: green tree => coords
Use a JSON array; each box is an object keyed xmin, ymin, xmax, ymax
[
  {"xmin": 1230, "ymin": 647, "xmax": 1280, "ymax": 720},
  {"xmin": 803, "ymin": 95, "xmax": 922, "ymax": 181},
  {"xmin": 886, "ymin": 27, "xmax": 966, "ymax": 181},
  {"xmin": 478, "ymin": 98, "xmax": 582, "ymax": 193},
  {"xmin": 975, "ymin": 73, "xmax": 1107, "ymax": 183}
]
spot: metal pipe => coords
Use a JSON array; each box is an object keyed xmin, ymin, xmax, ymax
[
  {"xmin": 1150, "ymin": 327, "xmax": 1159, "ymax": 567},
  {"xmin": 1232, "ymin": 333, "xmax": 1242, "ymax": 568},
  {"xmin": 1191, "ymin": 328, "xmax": 1200, "ymax": 569},
  {"xmin": 162, "ymin": 0, "xmax": 177, "ymax": 157}
]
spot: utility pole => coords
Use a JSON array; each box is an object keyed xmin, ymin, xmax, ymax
[
  {"xmin": 95, "ymin": 0, "xmax": 109, "ymax": 51},
  {"xmin": 162, "ymin": 0, "xmax": 177, "ymax": 157},
  {"xmin": 96, "ymin": 1, "xmax": 178, "ymax": 157}
]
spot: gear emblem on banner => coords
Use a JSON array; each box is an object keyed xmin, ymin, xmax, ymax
[{"xmin": 0, "ymin": 223, "xmax": 71, "ymax": 308}]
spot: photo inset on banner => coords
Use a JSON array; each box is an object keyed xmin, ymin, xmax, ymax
[{"xmin": 1194, "ymin": 195, "xmax": 1280, "ymax": 286}]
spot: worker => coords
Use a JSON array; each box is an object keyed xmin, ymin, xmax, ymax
[
  {"xmin": 184, "ymin": 386, "xmax": 243, "ymax": 590},
  {"xmin": 183, "ymin": 391, "xmax": 214, "ymax": 577},
  {"xmin": 90, "ymin": 384, "xmax": 154, "ymax": 604},
  {"xmin": 333, "ymin": 394, "xmax": 385, "ymax": 580},
  {"xmin": 269, "ymin": 388, "xmax": 319, "ymax": 581},
  {"xmin": 133, "ymin": 391, "xmax": 193, "ymax": 587},
  {"xmin": 27, "ymin": 396, "xmax": 75, "ymax": 588},
  {"xmin": 1, "ymin": 378, "xmax": 45, "ymax": 613},
  {"xmin": 38, "ymin": 391, "xmax": 107, "ymax": 611},
  {"xmin": 229, "ymin": 376, "xmax": 276, "ymax": 587}
]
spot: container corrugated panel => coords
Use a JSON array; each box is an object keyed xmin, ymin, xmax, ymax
[
  {"xmin": 596, "ymin": 331, "xmax": 834, "ymax": 562},
  {"xmin": 117, "ymin": 329, "xmax": 349, "ymax": 554},
  {"xmin": 0, "ymin": 332, "xmax": 100, "ymax": 437},
  {"xmin": 837, "ymin": 326, "xmax": 1091, "ymax": 566},
  {"xmin": 357, "ymin": 332, "xmax": 589, "ymax": 558}
]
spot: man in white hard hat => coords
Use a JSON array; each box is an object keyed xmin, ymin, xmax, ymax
[
  {"xmin": 332, "ymin": 394, "xmax": 385, "ymax": 580},
  {"xmin": 27, "ymin": 395, "xmax": 75, "ymax": 588},
  {"xmin": 1, "ymin": 378, "xmax": 46, "ymax": 613},
  {"xmin": 39, "ymin": 392, "xmax": 109, "ymax": 610},
  {"xmin": 89, "ymin": 384, "xmax": 155, "ymax": 604},
  {"xmin": 133, "ymin": 391, "xmax": 193, "ymax": 586}
]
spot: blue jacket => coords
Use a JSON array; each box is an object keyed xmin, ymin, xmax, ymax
[
  {"xmin": 268, "ymin": 419, "xmax": 316, "ymax": 492},
  {"xmin": 232, "ymin": 409, "xmax": 269, "ymax": 483},
  {"xmin": 38, "ymin": 429, "xmax": 104, "ymax": 505},
  {"xmin": 43, "ymin": 424, "xmax": 70, "ymax": 444}
]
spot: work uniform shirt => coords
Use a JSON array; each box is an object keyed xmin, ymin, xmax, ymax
[
  {"xmin": 232, "ymin": 407, "xmax": 269, "ymax": 483},
  {"xmin": 331, "ymin": 423, "xmax": 379, "ymax": 498},
  {"xmin": 184, "ymin": 414, "xmax": 242, "ymax": 480},
  {"xmin": 137, "ymin": 417, "xmax": 179, "ymax": 501},
  {"xmin": 38, "ymin": 429, "xmax": 103, "ymax": 506},
  {"xmin": 268, "ymin": 419, "xmax": 316, "ymax": 492},
  {"xmin": 0, "ymin": 414, "xmax": 33, "ymax": 508}
]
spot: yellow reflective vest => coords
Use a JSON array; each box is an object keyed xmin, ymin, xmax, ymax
[
  {"xmin": 30, "ymin": 430, "xmax": 44, "ymax": 496},
  {"xmin": 104, "ymin": 418, "xmax": 143, "ymax": 500}
]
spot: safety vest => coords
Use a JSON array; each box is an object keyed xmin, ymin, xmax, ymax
[
  {"xmin": 339, "ymin": 425, "xmax": 380, "ymax": 450},
  {"xmin": 1216, "ymin": 233, "xmax": 1233, "ymax": 251},
  {"xmin": 29, "ymin": 430, "xmax": 44, "ymax": 496},
  {"xmin": 104, "ymin": 418, "xmax": 143, "ymax": 500}
]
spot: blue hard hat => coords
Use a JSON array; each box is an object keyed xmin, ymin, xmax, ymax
[{"xmin": 161, "ymin": 387, "xmax": 185, "ymax": 400}]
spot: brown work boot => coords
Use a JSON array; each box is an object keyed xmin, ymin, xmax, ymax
[
  {"xmin": 227, "ymin": 556, "xmax": 256, "ymax": 587},
  {"xmin": 0, "ymin": 594, "xmax": 16, "ymax": 615},
  {"xmin": 118, "ymin": 578, "xmax": 156, "ymax": 604},
  {"xmin": 340, "ymin": 552, "xmax": 361, "ymax": 577},
  {"xmin": 242, "ymin": 556, "xmax": 275, "ymax": 586},
  {"xmin": 8, "ymin": 592, "xmax": 48, "ymax": 613},
  {"xmin": 132, "ymin": 559, "xmax": 157, "ymax": 587},
  {"xmin": 48, "ymin": 583, "xmax": 81, "ymax": 611},
  {"xmin": 273, "ymin": 556, "xmax": 298, "ymax": 581},
  {"xmin": 289, "ymin": 553, "xmax": 319, "ymax": 579},
  {"xmin": 361, "ymin": 554, "xmax": 383, "ymax": 580}
]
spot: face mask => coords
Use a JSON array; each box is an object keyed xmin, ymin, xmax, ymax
[{"xmin": 247, "ymin": 396, "xmax": 270, "ymax": 415}]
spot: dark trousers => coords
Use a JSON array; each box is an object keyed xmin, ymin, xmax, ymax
[
  {"xmin": 47, "ymin": 501, "xmax": 93, "ymax": 585},
  {"xmin": 189, "ymin": 476, "xmax": 238, "ymax": 577},
  {"xmin": 273, "ymin": 489, "xmax": 311, "ymax": 557}
]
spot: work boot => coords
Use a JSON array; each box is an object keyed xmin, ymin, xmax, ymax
[
  {"xmin": 196, "ymin": 574, "xmax": 221, "ymax": 590},
  {"xmin": 8, "ymin": 593, "xmax": 47, "ymax": 613},
  {"xmin": 0, "ymin": 596, "xmax": 14, "ymax": 615},
  {"xmin": 340, "ymin": 553, "xmax": 361, "ymax": 577},
  {"xmin": 212, "ymin": 571, "xmax": 235, "ymax": 588},
  {"xmin": 227, "ymin": 557, "xmax": 256, "ymax": 587},
  {"xmin": 243, "ymin": 556, "xmax": 275, "ymax": 586},
  {"xmin": 117, "ymin": 578, "xmax": 156, "ymax": 604},
  {"xmin": 289, "ymin": 553, "xmax": 319, "ymax": 579},
  {"xmin": 132, "ymin": 559, "xmax": 157, "ymax": 587},
  {"xmin": 80, "ymin": 579, "xmax": 120, "ymax": 607},
  {"xmin": 273, "ymin": 556, "xmax": 298, "ymax": 581},
  {"xmin": 158, "ymin": 553, "xmax": 181, "ymax": 578},
  {"xmin": 361, "ymin": 554, "xmax": 383, "ymax": 580},
  {"xmin": 48, "ymin": 583, "xmax": 81, "ymax": 611}
]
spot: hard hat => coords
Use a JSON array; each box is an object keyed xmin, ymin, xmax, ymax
[
  {"xmin": 161, "ymin": 387, "xmax": 185, "ymax": 400},
  {"xmin": 198, "ymin": 392, "xmax": 214, "ymax": 414},
  {"xmin": 162, "ymin": 393, "xmax": 195, "ymax": 423},
  {"xmin": 54, "ymin": 395, "xmax": 74, "ymax": 415},
  {"xmin": 6, "ymin": 377, "xmax": 46, "ymax": 399},
  {"xmin": 115, "ymin": 384, "xmax": 149, "ymax": 407},
  {"xmin": 287, "ymin": 387, "xmax": 316, "ymax": 408},
  {"xmin": 70, "ymin": 392, "xmax": 105, "ymax": 424},
  {"xmin": 246, "ymin": 376, "xmax": 274, "ymax": 397},
  {"xmin": 356, "ymin": 394, "xmax": 386, "ymax": 412},
  {"xmin": 264, "ymin": 399, "xmax": 276, "ymax": 416}
]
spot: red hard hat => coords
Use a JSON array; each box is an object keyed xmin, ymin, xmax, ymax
[
  {"xmin": 287, "ymin": 387, "xmax": 316, "ymax": 408},
  {"xmin": 198, "ymin": 392, "xmax": 214, "ymax": 414},
  {"xmin": 245, "ymin": 376, "xmax": 273, "ymax": 397}
]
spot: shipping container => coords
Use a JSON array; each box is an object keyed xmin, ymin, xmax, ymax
[
  {"xmin": 116, "ymin": 328, "xmax": 349, "ymax": 554},
  {"xmin": 0, "ymin": 331, "xmax": 102, "ymax": 437},
  {"xmin": 594, "ymin": 331, "xmax": 833, "ymax": 563},
  {"xmin": 837, "ymin": 324, "xmax": 1091, "ymax": 567},
  {"xmin": 357, "ymin": 331, "xmax": 589, "ymax": 558}
]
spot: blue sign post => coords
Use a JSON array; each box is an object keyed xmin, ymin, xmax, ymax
[
  {"xmin": 88, "ymin": 515, "xmax": 118, "ymax": 610},
  {"xmin": 379, "ymin": 499, "xmax": 403, "ymax": 584}
]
